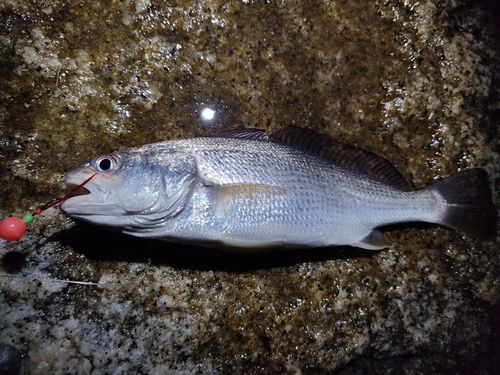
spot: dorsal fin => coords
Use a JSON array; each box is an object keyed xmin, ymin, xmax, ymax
[
  {"xmin": 211, "ymin": 128, "xmax": 269, "ymax": 140},
  {"xmin": 271, "ymin": 126, "xmax": 414, "ymax": 191}
]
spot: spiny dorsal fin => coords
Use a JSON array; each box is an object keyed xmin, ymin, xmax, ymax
[
  {"xmin": 211, "ymin": 128, "xmax": 269, "ymax": 140},
  {"xmin": 271, "ymin": 126, "xmax": 414, "ymax": 191}
]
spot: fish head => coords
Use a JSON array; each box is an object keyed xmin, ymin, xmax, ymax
[{"xmin": 60, "ymin": 147, "xmax": 199, "ymax": 232}]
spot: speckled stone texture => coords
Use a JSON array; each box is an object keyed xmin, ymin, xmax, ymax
[{"xmin": 1, "ymin": 0, "xmax": 499, "ymax": 374}]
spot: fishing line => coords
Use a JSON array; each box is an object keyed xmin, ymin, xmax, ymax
[
  {"xmin": 0, "ymin": 173, "xmax": 97, "ymax": 241},
  {"xmin": 0, "ymin": 273, "xmax": 103, "ymax": 287}
]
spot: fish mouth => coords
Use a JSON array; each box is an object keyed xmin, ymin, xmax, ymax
[
  {"xmin": 65, "ymin": 184, "xmax": 91, "ymax": 197},
  {"xmin": 60, "ymin": 176, "xmax": 110, "ymax": 213}
]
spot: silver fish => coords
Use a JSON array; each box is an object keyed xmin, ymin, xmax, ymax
[{"xmin": 60, "ymin": 127, "xmax": 497, "ymax": 250}]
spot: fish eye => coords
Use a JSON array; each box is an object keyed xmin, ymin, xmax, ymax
[
  {"xmin": 98, "ymin": 158, "xmax": 112, "ymax": 171},
  {"xmin": 94, "ymin": 155, "xmax": 119, "ymax": 173}
]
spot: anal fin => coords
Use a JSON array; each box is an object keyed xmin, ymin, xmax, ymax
[{"xmin": 353, "ymin": 230, "xmax": 393, "ymax": 250}]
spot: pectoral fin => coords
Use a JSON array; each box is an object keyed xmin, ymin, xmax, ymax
[
  {"xmin": 211, "ymin": 184, "xmax": 289, "ymax": 211},
  {"xmin": 353, "ymin": 230, "xmax": 393, "ymax": 250}
]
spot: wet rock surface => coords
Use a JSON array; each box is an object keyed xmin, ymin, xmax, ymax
[{"xmin": 1, "ymin": 0, "xmax": 499, "ymax": 374}]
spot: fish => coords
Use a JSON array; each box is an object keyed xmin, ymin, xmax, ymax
[{"xmin": 60, "ymin": 127, "xmax": 498, "ymax": 251}]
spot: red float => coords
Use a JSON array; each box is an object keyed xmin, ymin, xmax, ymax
[{"xmin": 0, "ymin": 217, "xmax": 26, "ymax": 241}]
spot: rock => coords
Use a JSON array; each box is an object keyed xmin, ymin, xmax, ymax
[
  {"xmin": 0, "ymin": 0, "xmax": 499, "ymax": 374},
  {"xmin": 0, "ymin": 344, "xmax": 22, "ymax": 375}
]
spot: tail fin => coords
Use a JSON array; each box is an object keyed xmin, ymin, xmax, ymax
[{"xmin": 427, "ymin": 168, "xmax": 497, "ymax": 238}]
